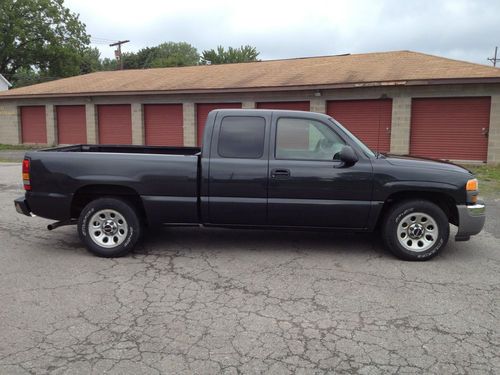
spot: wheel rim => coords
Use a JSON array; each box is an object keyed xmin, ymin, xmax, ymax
[
  {"xmin": 88, "ymin": 209, "xmax": 128, "ymax": 248},
  {"xmin": 397, "ymin": 212, "xmax": 438, "ymax": 252}
]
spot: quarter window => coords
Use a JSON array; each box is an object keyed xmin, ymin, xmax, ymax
[
  {"xmin": 218, "ymin": 116, "xmax": 266, "ymax": 158},
  {"xmin": 276, "ymin": 118, "xmax": 345, "ymax": 160}
]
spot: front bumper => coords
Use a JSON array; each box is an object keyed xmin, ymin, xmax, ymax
[
  {"xmin": 14, "ymin": 196, "xmax": 31, "ymax": 216},
  {"xmin": 455, "ymin": 200, "xmax": 485, "ymax": 241}
]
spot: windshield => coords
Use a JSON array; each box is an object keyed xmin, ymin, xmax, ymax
[{"xmin": 329, "ymin": 118, "xmax": 377, "ymax": 158}]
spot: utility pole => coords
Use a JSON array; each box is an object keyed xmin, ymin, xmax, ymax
[
  {"xmin": 109, "ymin": 40, "xmax": 130, "ymax": 70},
  {"xmin": 487, "ymin": 46, "xmax": 499, "ymax": 67}
]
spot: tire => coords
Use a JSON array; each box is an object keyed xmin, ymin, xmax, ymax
[
  {"xmin": 78, "ymin": 198, "xmax": 141, "ymax": 257},
  {"xmin": 382, "ymin": 200, "xmax": 449, "ymax": 261}
]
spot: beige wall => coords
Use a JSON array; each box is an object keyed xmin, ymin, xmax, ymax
[
  {"xmin": 45, "ymin": 104, "xmax": 57, "ymax": 146},
  {"xmin": 390, "ymin": 97, "xmax": 412, "ymax": 155},
  {"xmin": 183, "ymin": 102, "xmax": 196, "ymax": 147},
  {"xmin": 131, "ymin": 102, "xmax": 144, "ymax": 145},
  {"xmin": 0, "ymin": 102, "xmax": 20, "ymax": 144},
  {"xmin": 1, "ymin": 83, "xmax": 500, "ymax": 163},
  {"xmin": 85, "ymin": 103, "xmax": 98, "ymax": 144},
  {"xmin": 488, "ymin": 95, "xmax": 500, "ymax": 164}
]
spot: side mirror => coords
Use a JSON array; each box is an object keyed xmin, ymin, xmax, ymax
[{"xmin": 338, "ymin": 145, "xmax": 358, "ymax": 166}]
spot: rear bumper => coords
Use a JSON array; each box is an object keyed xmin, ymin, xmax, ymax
[
  {"xmin": 455, "ymin": 201, "xmax": 486, "ymax": 241},
  {"xmin": 14, "ymin": 193, "xmax": 72, "ymax": 220},
  {"xmin": 14, "ymin": 197, "xmax": 31, "ymax": 216}
]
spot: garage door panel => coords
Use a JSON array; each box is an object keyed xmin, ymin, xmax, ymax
[
  {"xmin": 256, "ymin": 101, "xmax": 310, "ymax": 111},
  {"xmin": 57, "ymin": 105, "xmax": 87, "ymax": 144},
  {"xmin": 410, "ymin": 98, "xmax": 490, "ymax": 161},
  {"xmin": 326, "ymin": 99, "xmax": 392, "ymax": 153},
  {"xmin": 196, "ymin": 103, "xmax": 242, "ymax": 145},
  {"xmin": 98, "ymin": 105, "xmax": 132, "ymax": 145},
  {"xmin": 21, "ymin": 106, "xmax": 47, "ymax": 144},
  {"xmin": 144, "ymin": 104, "xmax": 183, "ymax": 146}
]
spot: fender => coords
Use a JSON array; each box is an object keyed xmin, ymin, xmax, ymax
[{"xmin": 374, "ymin": 180, "xmax": 463, "ymax": 203}]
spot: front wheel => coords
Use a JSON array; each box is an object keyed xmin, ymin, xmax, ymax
[
  {"xmin": 383, "ymin": 200, "xmax": 449, "ymax": 261},
  {"xmin": 78, "ymin": 198, "xmax": 141, "ymax": 257}
]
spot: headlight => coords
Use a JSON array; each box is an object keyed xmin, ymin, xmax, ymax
[
  {"xmin": 466, "ymin": 178, "xmax": 478, "ymax": 192},
  {"xmin": 466, "ymin": 178, "xmax": 478, "ymax": 204}
]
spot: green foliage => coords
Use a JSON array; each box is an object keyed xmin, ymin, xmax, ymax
[
  {"xmin": 79, "ymin": 47, "xmax": 101, "ymax": 74},
  {"xmin": 0, "ymin": 0, "xmax": 260, "ymax": 88},
  {"xmin": 10, "ymin": 67, "xmax": 43, "ymax": 87},
  {"xmin": 464, "ymin": 164, "xmax": 500, "ymax": 195},
  {"xmin": 149, "ymin": 42, "xmax": 200, "ymax": 67},
  {"xmin": 201, "ymin": 45, "xmax": 260, "ymax": 65},
  {"xmin": 100, "ymin": 57, "xmax": 118, "ymax": 71},
  {"xmin": 97, "ymin": 42, "xmax": 199, "ymax": 70},
  {"xmin": 0, "ymin": 0, "xmax": 91, "ymax": 87}
]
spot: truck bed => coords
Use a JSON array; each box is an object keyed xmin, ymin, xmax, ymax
[
  {"xmin": 41, "ymin": 144, "xmax": 201, "ymax": 155},
  {"xmin": 24, "ymin": 146, "xmax": 201, "ymax": 225}
]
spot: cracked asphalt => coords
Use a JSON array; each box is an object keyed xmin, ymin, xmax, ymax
[{"xmin": 0, "ymin": 162, "xmax": 499, "ymax": 374}]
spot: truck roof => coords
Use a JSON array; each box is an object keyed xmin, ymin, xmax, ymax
[{"xmin": 210, "ymin": 108, "xmax": 333, "ymax": 121}]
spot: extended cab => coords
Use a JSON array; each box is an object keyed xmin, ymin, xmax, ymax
[{"xmin": 14, "ymin": 109, "xmax": 485, "ymax": 260}]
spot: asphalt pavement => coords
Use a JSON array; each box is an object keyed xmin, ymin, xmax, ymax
[{"xmin": 0, "ymin": 163, "xmax": 498, "ymax": 374}]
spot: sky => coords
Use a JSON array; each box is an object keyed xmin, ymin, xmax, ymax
[{"xmin": 65, "ymin": 0, "xmax": 500, "ymax": 66}]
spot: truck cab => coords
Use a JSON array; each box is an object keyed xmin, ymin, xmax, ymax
[{"xmin": 200, "ymin": 109, "xmax": 373, "ymax": 229}]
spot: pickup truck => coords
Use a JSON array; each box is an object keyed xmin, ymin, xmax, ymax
[{"xmin": 14, "ymin": 109, "xmax": 485, "ymax": 261}]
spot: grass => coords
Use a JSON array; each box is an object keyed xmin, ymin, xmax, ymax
[
  {"xmin": 0, "ymin": 144, "xmax": 44, "ymax": 151},
  {"xmin": 463, "ymin": 164, "xmax": 500, "ymax": 196}
]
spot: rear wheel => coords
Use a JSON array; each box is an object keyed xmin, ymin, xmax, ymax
[
  {"xmin": 383, "ymin": 200, "xmax": 449, "ymax": 261},
  {"xmin": 78, "ymin": 198, "xmax": 141, "ymax": 257}
]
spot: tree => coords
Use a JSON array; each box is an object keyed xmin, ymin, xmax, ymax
[
  {"xmin": 0, "ymin": 0, "xmax": 90, "ymax": 86},
  {"xmin": 98, "ymin": 42, "xmax": 199, "ymax": 71},
  {"xmin": 148, "ymin": 42, "xmax": 199, "ymax": 68},
  {"xmin": 201, "ymin": 45, "xmax": 260, "ymax": 65},
  {"xmin": 80, "ymin": 47, "xmax": 101, "ymax": 74},
  {"xmin": 100, "ymin": 57, "xmax": 118, "ymax": 71}
]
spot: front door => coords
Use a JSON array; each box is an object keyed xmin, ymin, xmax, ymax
[{"xmin": 268, "ymin": 114, "xmax": 373, "ymax": 228}]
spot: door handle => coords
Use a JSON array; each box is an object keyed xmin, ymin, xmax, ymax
[{"xmin": 271, "ymin": 169, "xmax": 290, "ymax": 179}]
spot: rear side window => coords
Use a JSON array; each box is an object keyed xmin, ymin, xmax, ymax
[{"xmin": 218, "ymin": 116, "xmax": 266, "ymax": 158}]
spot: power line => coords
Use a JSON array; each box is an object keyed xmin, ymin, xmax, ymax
[
  {"xmin": 91, "ymin": 36, "xmax": 118, "ymax": 43},
  {"xmin": 90, "ymin": 36, "xmax": 120, "ymax": 46}
]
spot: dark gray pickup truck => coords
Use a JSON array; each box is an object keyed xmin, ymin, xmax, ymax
[{"xmin": 15, "ymin": 109, "xmax": 485, "ymax": 260}]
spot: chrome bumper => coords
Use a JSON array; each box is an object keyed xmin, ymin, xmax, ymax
[{"xmin": 455, "ymin": 201, "xmax": 485, "ymax": 241}]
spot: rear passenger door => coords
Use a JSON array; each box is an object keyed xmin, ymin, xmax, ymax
[{"xmin": 207, "ymin": 112, "xmax": 271, "ymax": 225}]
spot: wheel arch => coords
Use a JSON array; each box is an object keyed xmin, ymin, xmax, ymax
[
  {"xmin": 71, "ymin": 184, "xmax": 147, "ymax": 224},
  {"xmin": 376, "ymin": 190, "xmax": 459, "ymax": 229}
]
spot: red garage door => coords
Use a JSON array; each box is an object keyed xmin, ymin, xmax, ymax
[
  {"xmin": 256, "ymin": 101, "xmax": 310, "ymax": 111},
  {"xmin": 98, "ymin": 105, "xmax": 132, "ymax": 144},
  {"xmin": 56, "ymin": 105, "xmax": 87, "ymax": 144},
  {"xmin": 21, "ymin": 106, "xmax": 47, "ymax": 144},
  {"xmin": 327, "ymin": 99, "xmax": 392, "ymax": 153},
  {"xmin": 144, "ymin": 104, "xmax": 183, "ymax": 146},
  {"xmin": 410, "ymin": 98, "xmax": 490, "ymax": 161},
  {"xmin": 196, "ymin": 103, "xmax": 241, "ymax": 145}
]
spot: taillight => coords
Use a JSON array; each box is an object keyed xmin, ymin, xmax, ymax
[{"xmin": 22, "ymin": 158, "xmax": 31, "ymax": 191}]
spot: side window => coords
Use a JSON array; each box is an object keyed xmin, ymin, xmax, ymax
[
  {"xmin": 276, "ymin": 118, "xmax": 345, "ymax": 160},
  {"xmin": 218, "ymin": 116, "xmax": 266, "ymax": 158}
]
